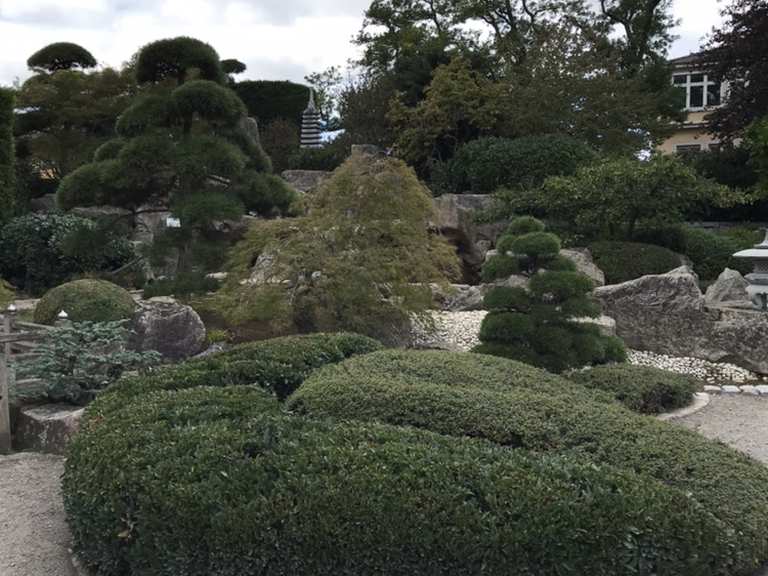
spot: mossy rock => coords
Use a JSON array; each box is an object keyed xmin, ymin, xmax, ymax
[{"xmin": 34, "ymin": 279, "xmax": 136, "ymax": 325}]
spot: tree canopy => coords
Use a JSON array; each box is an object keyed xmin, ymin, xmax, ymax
[
  {"xmin": 27, "ymin": 42, "xmax": 97, "ymax": 72},
  {"xmin": 135, "ymin": 37, "xmax": 224, "ymax": 85}
]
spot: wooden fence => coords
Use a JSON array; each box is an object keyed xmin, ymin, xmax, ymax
[{"xmin": 0, "ymin": 306, "xmax": 51, "ymax": 454}]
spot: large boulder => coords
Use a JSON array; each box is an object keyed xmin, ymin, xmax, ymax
[
  {"xmin": 705, "ymin": 268, "xmax": 750, "ymax": 306},
  {"xmin": 595, "ymin": 267, "xmax": 768, "ymax": 374},
  {"xmin": 129, "ymin": 297, "xmax": 207, "ymax": 361},
  {"xmin": 14, "ymin": 404, "xmax": 84, "ymax": 455},
  {"xmin": 560, "ymin": 248, "xmax": 605, "ymax": 287}
]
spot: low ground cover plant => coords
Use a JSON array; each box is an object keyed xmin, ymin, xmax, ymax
[{"xmin": 567, "ymin": 364, "xmax": 699, "ymax": 414}]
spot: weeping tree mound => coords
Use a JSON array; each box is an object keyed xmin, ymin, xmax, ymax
[{"xmin": 206, "ymin": 152, "xmax": 460, "ymax": 344}]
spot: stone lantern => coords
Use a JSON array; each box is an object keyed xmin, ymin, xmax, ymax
[{"xmin": 733, "ymin": 230, "xmax": 768, "ymax": 310}]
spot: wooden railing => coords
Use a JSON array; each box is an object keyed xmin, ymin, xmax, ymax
[{"xmin": 0, "ymin": 306, "xmax": 52, "ymax": 454}]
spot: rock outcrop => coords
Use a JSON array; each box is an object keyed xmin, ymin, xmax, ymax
[
  {"xmin": 14, "ymin": 404, "xmax": 84, "ymax": 454},
  {"xmin": 560, "ymin": 248, "xmax": 605, "ymax": 287},
  {"xmin": 595, "ymin": 267, "xmax": 768, "ymax": 374},
  {"xmin": 129, "ymin": 297, "xmax": 207, "ymax": 361},
  {"xmin": 705, "ymin": 268, "xmax": 750, "ymax": 306}
]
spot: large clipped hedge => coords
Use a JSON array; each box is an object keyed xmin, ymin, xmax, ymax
[
  {"xmin": 289, "ymin": 350, "xmax": 768, "ymax": 574},
  {"xmin": 447, "ymin": 135, "xmax": 597, "ymax": 194},
  {"xmin": 589, "ymin": 241, "xmax": 682, "ymax": 284},
  {"xmin": 67, "ymin": 384, "xmax": 726, "ymax": 576},
  {"xmin": 567, "ymin": 364, "xmax": 699, "ymax": 414},
  {"xmin": 34, "ymin": 279, "xmax": 136, "ymax": 325},
  {"xmin": 233, "ymin": 80, "xmax": 310, "ymax": 126}
]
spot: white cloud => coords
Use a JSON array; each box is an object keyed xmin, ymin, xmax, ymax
[{"xmin": 0, "ymin": 0, "xmax": 725, "ymax": 87}]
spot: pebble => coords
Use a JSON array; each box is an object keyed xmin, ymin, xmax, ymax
[{"xmin": 722, "ymin": 385, "xmax": 742, "ymax": 394}]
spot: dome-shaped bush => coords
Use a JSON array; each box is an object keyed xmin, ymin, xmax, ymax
[
  {"xmin": 27, "ymin": 42, "xmax": 97, "ymax": 72},
  {"xmin": 289, "ymin": 350, "xmax": 768, "ymax": 574},
  {"xmin": 115, "ymin": 94, "xmax": 181, "ymax": 137},
  {"xmin": 34, "ymin": 279, "xmax": 136, "ymax": 325},
  {"xmin": 172, "ymin": 80, "xmax": 246, "ymax": 127},
  {"xmin": 56, "ymin": 162, "xmax": 109, "ymax": 210},
  {"xmin": 589, "ymin": 241, "xmax": 682, "ymax": 284},
  {"xmin": 135, "ymin": 37, "xmax": 223, "ymax": 85},
  {"xmin": 92, "ymin": 138, "xmax": 125, "ymax": 162}
]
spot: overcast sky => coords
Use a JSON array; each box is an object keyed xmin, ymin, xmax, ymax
[{"xmin": 0, "ymin": 0, "xmax": 725, "ymax": 87}]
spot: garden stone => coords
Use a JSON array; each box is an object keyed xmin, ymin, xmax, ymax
[
  {"xmin": 757, "ymin": 385, "xmax": 768, "ymax": 395},
  {"xmin": 722, "ymin": 385, "xmax": 742, "ymax": 394},
  {"xmin": 705, "ymin": 268, "xmax": 750, "ymax": 306},
  {"xmin": 29, "ymin": 193, "xmax": 57, "ymax": 213},
  {"xmin": 129, "ymin": 298, "xmax": 206, "ymax": 361},
  {"xmin": 14, "ymin": 404, "xmax": 84, "ymax": 455},
  {"xmin": 595, "ymin": 268, "xmax": 768, "ymax": 375},
  {"xmin": 281, "ymin": 170, "xmax": 330, "ymax": 193},
  {"xmin": 432, "ymin": 284, "xmax": 485, "ymax": 311},
  {"xmin": 560, "ymin": 248, "xmax": 605, "ymax": 287}
]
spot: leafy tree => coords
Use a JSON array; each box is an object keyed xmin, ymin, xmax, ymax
[
  {"xmin": 747, "ymin": 116, "xmax": 768, "ymax": 194},
  {"xmin": 305, "ymin": 66, "xmax": 343, "ymax": 122},
  {"xmin": 514, "ymin": 155, "xmax": 732, "ymax": 240},
  {"xmin": 338, "ymin": 73, "xmax": 397, "ymax": 148},
  {"xmin": 136, "ymin": 37, "xmax": 224, "ymax": 85},
  {"xmin": 704, "ymin": 0, "xmax": 768, "ymax": 140},
  {"xmin": 0, "ymin": 88, "xmax": 14, "ymax": 223},
  {"xmin": 26, "ymin": 42, "xmax": 97, "ymax": 73},
  {"xmin": 15, "ymin": 66, "xmax": 136, "ymax": 184},
  {"xmin": 475, "ymin": 217, "xmax": 626, "ymax": 373},
  {"xmin": 208, "ymin": 151, "xmax": 460, "ymax": 344},
  {"xmin": 220, "ymin": 59, "xmax": 247, "ymax": 75}
]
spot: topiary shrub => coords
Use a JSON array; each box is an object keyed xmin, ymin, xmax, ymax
[
  {"xmin": 447, "ymin": 135, "xmax": 597, "ymax": 194},
  {"xmin": 589, "ymin": 241, "xmax": 682, "ymax": 284},
  {"xmin": 27, "ymin": 42, "xmax": 97, "ymax": 72},
  {"xmin": 172, "ymin": 80, "xmax": 246, "ymax": 128},
  {"xmin": 67, "ymin": 382, "xmax": 727, "ymax": 576},
  {"xmin": 290, "ymin": 349, "xmax": 768, "ymax": 574},
  {"xmin": 680, "ymin": 227, "xmax": 753, "ymax": 282},
  {"xmin": 232, "ymin": 171, "xmax": 298, "ymax": 217},
  {"xmin": 567, "ymin": 364, "xmax": 699, "ymax": 414},
  {"xmin": 477, "ymin": 217, "xmax": 625, "ymax": 372},
  {"xmin": 92, "ymin": 138, "xmax": 126, "ymax": 162},
  {"xmin": 233, "ymin": 80, "xmax": 309, "ymax": 126},
  {"xmin": 135, "ymin": 37, "xmax": 224, "ymax": 85},
  {"xmin": 34, "ymin": 279, "xmax": 136, "ymax": 325}
]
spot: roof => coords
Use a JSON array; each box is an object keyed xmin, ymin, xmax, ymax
[{"xmin": 669, "ymin": 52, "xmax": 707, "ymax": 69}]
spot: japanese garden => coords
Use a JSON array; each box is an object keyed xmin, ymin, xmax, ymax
[{"xmin": 1, "ymin": 0, "xmax": 768, "ymax": 575}]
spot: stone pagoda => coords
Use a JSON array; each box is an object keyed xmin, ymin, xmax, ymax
[{"xmin": 300, "ymin": 89, "xmax": 322, "ymax": 149}]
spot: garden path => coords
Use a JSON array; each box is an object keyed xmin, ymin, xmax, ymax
[
  {"xmin": 0, "ymin": 452, "xmax": 75, "ymax": 576},
  {"xmin": 675, "ymin": 394, "xmax": 768, "ymax": 464}
]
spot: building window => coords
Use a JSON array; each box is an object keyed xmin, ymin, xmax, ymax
[
  {"xmin": 672, "ymin": 72, "xmax": 723, "ymax": 110},
  {"xmin": 676, "ymin": 144, "xmax": 702, "ymax": 154}
]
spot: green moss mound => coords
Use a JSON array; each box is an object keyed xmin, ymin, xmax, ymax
[
  {"xmin": 567, "ymin": 364, "xmax": 699, "ymax": 414},
  {"xmin": 67, "ymin": 384, "xmax": 726, "ymax": 576},
  {"xmin": 34, "ymin": 279, "xmax": 136, "ymax": 325},
  {"xmin": 589, "ymin": 241, "xmax": 682, "ymax": 284},
  {"xmin": 290, "ymin": 350, "xmax": 768, "ymax": 574}
]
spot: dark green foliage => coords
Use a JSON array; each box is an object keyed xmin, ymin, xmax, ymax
[
  {"xmin": 27, "ymin": 42, "xmax": 97, "ymax": 72},
  {"xmin": 56, "ymin": 162, "xmax": 108, "ymax": 209},
  {"xmin": 478, "ymin": 217, "xmax": 625, "ymax": 372},
  {"xmin": 172, "ymin": 80, "xmax": 246, "ymax": 128},
  {"xmin": 220, "ymin": 59, "xmax": 246, "ymax": 75},
  {"xmin": 0, "ymin": 213, "xmax": 132, "ymax": 294},
  {"xmin": 568, "ymin": 364, "xmax": 699, "ymax": 415},
  {"xmin": 447, "ymin": 135, "xmax": 597, "ymax": 194},
  {"xmin": 480, "ymin": 254, "xmax": 519, "ymax": 282},
  {"xmin": 289, "ymin": 138, "xmax": 351, "ymax": 171},
  {"xmin": 261, "ymin": 118, "xmax": 300, "ymax": 173},
  {"xmin": 589, "ymin": 241, "xmax": 682, "ymax": 284},
  {"xmin": 633, "ymin": 224, "xmax": 688, "ymax": 253},
  {"xmin": 233, "ymin": 172, "xmax": 298, "ymax": 217},
  {"xmin": 67, "ymin": 381, "xmax": 727, "ymax": 576},
  {"xmin": 92, "ymin": 138, "xmax": 125, "ymax": 162},
  {"xmin": 103, "ymin": 333, "xmax": 382, "ymax": 404},
  {"xmin": 115, "ymin": 95, "xmax": 180, "ymax": 137},
  {"xmin": 233, "ymin": 80, "xmax": 310, "ymax": 126},
  {"xmin": 171, "ymin": 190, "xmax": 243, "ymax": 228},
  {"xmin": 34, "ymin": 279, "xmax": 136, "ymax": 325},
  {"xmin": 290, "ymin": 349, "xmax": 768, "ymax": 575},
  {"xmin": 0, "ymin": 88, "xmax": 14, "ymax": 222},
  {"xmin": 136, "ymin": 37, "xmax": 224, "ymax": 85},
  {"xmin": 174, "ymin": 135, "xmax": 247, "ymax": 185},
  {"xmin": 681, "ymin": 227, "xmax": 754, "ymax": 282}
]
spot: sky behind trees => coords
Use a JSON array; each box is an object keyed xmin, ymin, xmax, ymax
[{"xmin": 0, "ymin": 0, "xmax": 724, "ymax": 86}]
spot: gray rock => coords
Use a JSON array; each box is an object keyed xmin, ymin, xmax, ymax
[
  {"xmin": 573, "ymin": 315, "xmax": 617, "ymax": 337},
  {"xmin": 129, "ymin": 298, "xmax": 207, "ymax": 361},
  {"xmin": 722, "ymin": 385, "xmax": 742, "ymax": 394},
  {"xmin": 14, "ymin": 404, "xmax": 84, "ymax": 455},
  {"xmin": 560, "ymin": 248, "xmax": 605, "ymax": 287},
  {"xmin": 351, "ymin": 144, "xmax": 384, "ymax": 157},
  {"xmin": 281, "ymin": 170, "xmax": 330, "ymax": 193},
  {"xmin": 705, "ymin": 268, "xmax": 750, "ymax": 306},
  {"xmin": 432, "ymin": 284, "xmax": 485, "ymax": 312},
  {"xmin": 595, "ymin": 267, "xmax": 768, "ymax": 375},
  {"xmin": 757, "ymin": 385, "xmax": 768, "ymax": 395},
  {"xmin": 70, "ymin": 205, "xmax": 132, "ymax": 222},
  {"xmin": 704, "ymin": 385, "xmax": 722, "ymax": 393}
]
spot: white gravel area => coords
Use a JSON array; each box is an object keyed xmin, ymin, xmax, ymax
[
  {"xmin": 412, "ymin": 311, "xmax": 485, "ymax": 352},
  {"xmin": 628, "ymin": 350, "xmax": 764, "ymax": 385}
]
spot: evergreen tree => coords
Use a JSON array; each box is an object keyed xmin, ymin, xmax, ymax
[
  {"xmin": 0, "ymin": 88, "xmax": 15, "ymax": 223},
  {"xmin": 475, "ymin": 217, "xmax": 626, "ymax": 373}
]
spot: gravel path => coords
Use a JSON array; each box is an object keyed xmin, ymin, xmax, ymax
[
  {"xmin": 675, "ymin": 394, "xmax": 768, "ymax": 464},
  {"xmin": 0, "ymin": 453, "xmax": 75, "ymax": 576}
]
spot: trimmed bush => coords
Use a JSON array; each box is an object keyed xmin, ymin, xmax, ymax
[
  {"xmin": 290, "ymin": 350, "xmax": 768, "ymax": 574},
  {"xmin": 233, "ymin": 80, "xmax": 309, "ymax": 126},
  {"xmin": 115, "ymin": 95, "xmax": 181, "ymax": 137},
  {"xmin": 480, "ymin": 254, "xmax": 519, "ymax": 282},
  {"xmin": 0, "ymin": 88, "xmax": 15, "ymax": 223},
  {"xmin": 589, "ymin": 241, "xmax": 682, "ymax": 284},
  {"xmin": 92, "ymin": 138, "xmax": 125, "ymax": 162},
  {"xmin": 27, "ymin": 42, "xmax": 96, "ymax": 72},
  {"xmin": 232, "ymin": 171, "xmax": 298, "ymax": 217},
  {"xmin": 681, "ymin": 227, "xmax": 753, "ymax": 282},
  {"xmin": 447, "ymin": 135, "xmax": 597, "ymax": 194},
  {"xmin": 56, "ymin": 162, "xmax": 108, "ymax": 209},
  {"xmin": 567, "ymin": 364, "xmax": 699, "ymax": 414},
  {"xmin": 103, "ymin": 332, "xmax": 383, "ymax": 405},
  {"xmin": 172, "ymin": 80, "xmax": 246, "ymax": 128},
  {"xmin": 136, "ymin": 37, "xmax": 223, "ymax": 85},
  {"xmin": 66, "ymin": 384, "xmax": 726, "ymax": 576},
  {"xmin": 34, "ymin": 279, "xmax": 136, "ymax": 325}
]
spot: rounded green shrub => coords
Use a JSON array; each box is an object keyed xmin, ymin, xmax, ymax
[
  {"xmin": 233, "ymin": 172, "xmax": 298, "ymax": 217},
  {"xmin": 568, "ymin": 364, "xmax": 699, "ymax": 415},
  {"xmin": 448, "ymin": 135, "xmax": 597, "ymax": 194},
  {"xmin": 56, "ymin": 162, "xmax": 109, "ymax": 210},
  {"xmin": 66, "ymin": 383, "xmax": 725, "ymax": 576},
  {"xmin": 513, "ymin": 232, "xmax": 561, "ymax": 261},
  {"xmin": 172, "ymin": 80, "xmax": 246, "ymax": 127},
  {"xmin": 290, "ymin": 350, "xmax": 768, "ymax": 574},
  {"xmin": 480, "ymin": 254, "xmax": 519, "ymax": 282},
  {"xmin": 483, "ymin": 286, "xmax": 531, "ymax": 311},
  {"xmin": 92, "ymin": 138, "xmax": 125, "ymax": 162},
  {"xmin": 233, "ymin": 80, "xmax": 309, "ymax": 125},
  {"xmin": 136, "ymin": 36, "xmax": 224, "ymax": 85},
  {"xmin": 27, "ymin": 42, "xmax": 96, "ymax": 72},
  {"xmin": 589, "ymin": 241, "xmax": 682, "ymax": 284},
  {"xmin": 681, "ymin": 227, "xmax": 753, "ymax": 282},
  {"xmin": 116, "ymin": 95, "xmax": 181, "ymax": 137},
  {"xmin": 507, "ymin": 215, "xmax": 545, "ymax": 236},
  {"xmin": 34, "ymin": 279, "xmax": 136, "ymax": 325}
]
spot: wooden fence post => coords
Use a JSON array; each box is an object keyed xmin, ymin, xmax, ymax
[{"xmin": 0, "ymin": 305, "xmax": 15, "ymax": 454}]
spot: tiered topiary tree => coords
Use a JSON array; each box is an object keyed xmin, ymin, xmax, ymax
[
  {"xmin": 474, "ymin": 217, "xmax": 625, "ymax": 373},
  {"xmin": 56, "ymin": 36, "xmax": 293, "ymax": 280},
  {"xmin": 27, "ymin": 42, "xmax": 97, "ymax": 73}
]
